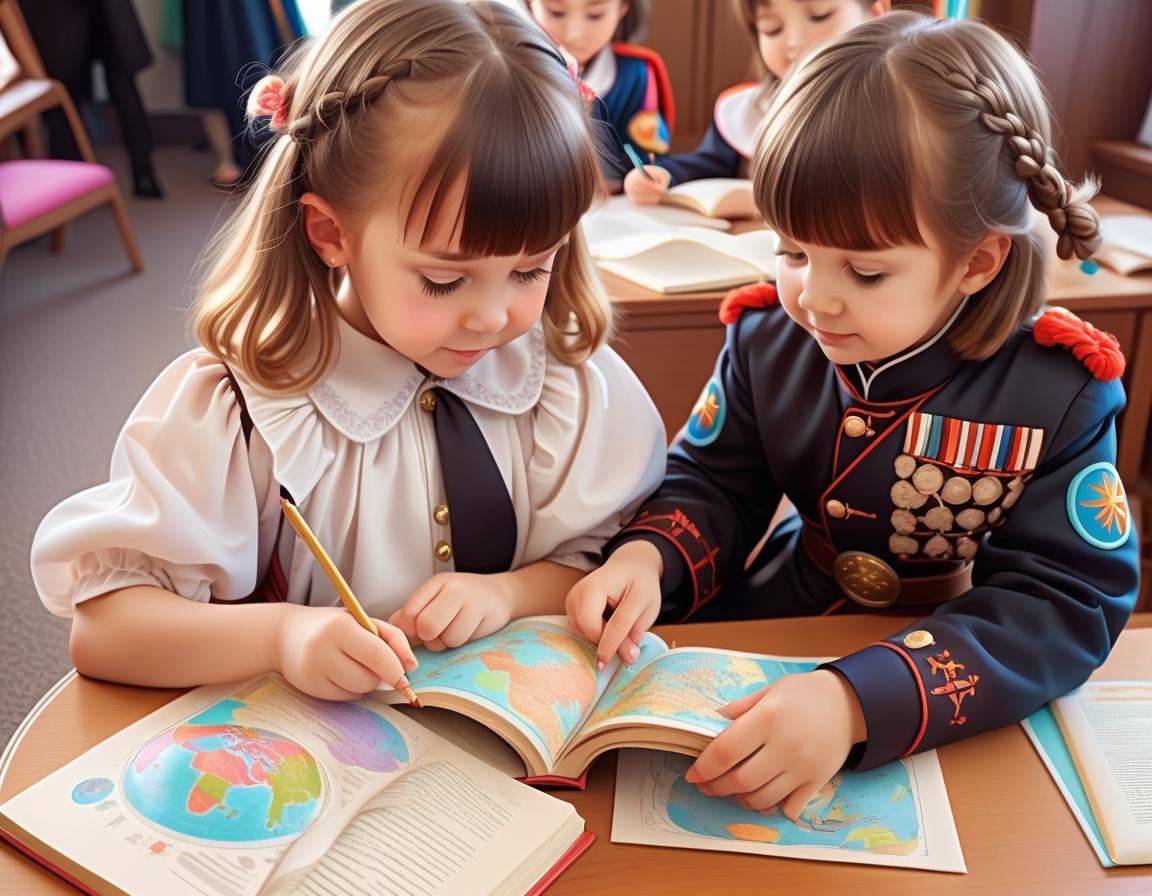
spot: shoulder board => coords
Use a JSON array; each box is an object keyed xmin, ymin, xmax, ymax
[
  {"xmin": 612, "ymin": 42, "xmax": 676, "ymax": 131},
  {"xmin": 719, "ymin": 282, "xmax": 778, "ymax": 325},
  {"xmin": 1033, "ymin": 306, "xmax": 1125, "ymax": 380}
]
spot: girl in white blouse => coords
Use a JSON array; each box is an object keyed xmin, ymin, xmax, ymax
[{"xmin": 31, "ymin": 0, "xmax": 665, "ymax": 702}]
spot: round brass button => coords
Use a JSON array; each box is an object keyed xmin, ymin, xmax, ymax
[
  {"xmin": 826, "ymin": 499, "xmax": 848, "ymax": 519},
  {"xmin": 433, "ymin": 504, "xmax": 450, "ymax": 526},
  {"xmin": 434, "ymin": 540, "xmax": 453, "ymax": 563},
  {"xmin": 843, "ymin": 415, "xmax": 867, "ymax": 438},
  {"xmin": 832, "ymin": 551, "xmax": 901, "ymax": 608},
  {"xmin": 903, "ymin": 630, "xmax": 935, "ymax": 650},
  {"xmin": 419, "ymin": 389, "xmax": 438, "ymax": 412}
]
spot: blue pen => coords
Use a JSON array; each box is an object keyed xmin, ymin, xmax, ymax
[{"xmin": 623, "ymin": 143, "xmax": 657, "ymax": 181}]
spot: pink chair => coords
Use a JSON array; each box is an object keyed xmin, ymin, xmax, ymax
[
  {"xmin": 0, "ymin": 159, "xmax": 142, "ymax": 270},
  {"xmin": 0, "ymin": 0, "xmax": 142, "ymax": 272}
]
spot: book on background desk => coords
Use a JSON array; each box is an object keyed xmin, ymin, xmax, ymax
[
  {"xmin": 581, "ymin": 195, "xmax": 732, "ymax": 252},
  {"xmin": 380, "ymin": 616, "xmax": 845, "ymax": 788},
  {"xmin": 610, "ymin": 748, "xmax": 966, "ymax": 873},
  {"xmin": 1094, "ymin": 215, "xmax": 1152, "ymax": 275},
  {"xmin": 591, "ymin": 228, "xmax": 777, "ymax": 294},
  {"xmin": 661, "ymin": 178, "xmax": 758, "ymax": 219},
  {"xmin": 0, "ymin": 674, "xmax": 591, "ymax": 896}
]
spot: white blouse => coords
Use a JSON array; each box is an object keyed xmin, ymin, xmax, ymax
[{"xmin": 32, "ymin": 316, "xmax": 667, "ymax": 618}]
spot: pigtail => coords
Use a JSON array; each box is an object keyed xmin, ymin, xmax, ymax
[{"xmin": 544, "ymin": 224, "xmax": 613, "ymax": 364}]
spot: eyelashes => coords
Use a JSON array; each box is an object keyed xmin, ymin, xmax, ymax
[
  {"xmin": 846, "ymin": 269, "xmax": 887, "ymax": 289},
  {"xmin": 418, "ymin": 267, "xmax": 551, "ymax": 298}
]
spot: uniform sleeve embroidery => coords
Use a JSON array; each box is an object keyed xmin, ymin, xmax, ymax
[
  {"xmin": 926, "ymin": 649, "xmax": 979, "ymax": 725},
  {"xmin": 626, "ymin": 508, "xmax": 720, "ymax": 616}
]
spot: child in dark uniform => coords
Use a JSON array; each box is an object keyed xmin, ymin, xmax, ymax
[
  {"xmin": 569, "ymin": 10, "xmax": 1139, "ymax": 822},
  {"xmin": 624, "ymin": 0, "xmax": 888, "ymax": 205}
]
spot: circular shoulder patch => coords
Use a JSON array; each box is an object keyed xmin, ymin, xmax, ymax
[
  {"xmin": 684, "ymin": 378, "xmax": 726, "ymax": 447},
  {"xmin": 1066, "ymin": 461, "xmax": 1131, "ymax": 550}
]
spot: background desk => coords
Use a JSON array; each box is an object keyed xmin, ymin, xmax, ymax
[
  {"xmin": 2, "ymin": 614, "xmax": 1149, "ymax": 895},
  {"xmin": 605, "ymin": 196, "xmax": 1152, "ymax": 610}
]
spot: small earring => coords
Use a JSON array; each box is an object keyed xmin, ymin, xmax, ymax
[{"xmin": 328, "ymin": 258, "xmax": 337, "ymax": 267}]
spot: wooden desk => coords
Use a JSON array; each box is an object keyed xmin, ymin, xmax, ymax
[
  {"xmin": 2, "ymin": 614, "xmax": 1149, "ymax": 895},
  {"xmin": 606, "ymin": 195, "xmax": 1152, "ymax": 611}
]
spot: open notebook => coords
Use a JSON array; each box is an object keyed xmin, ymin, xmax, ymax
[
  {"xmin": 1093, "ymin": 215, "xmax": 1152, "ymax": 275},
  {"xmin": 661, "ymin": 178, "xmax": 758, "ymax": 219},
  {"xmin": 592, "ymin": 228, "xmax": 777, "ymax": 294}
]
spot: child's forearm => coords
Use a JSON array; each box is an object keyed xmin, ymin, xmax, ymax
[
  {"xmin": 69, "ymin": 585, "xmax": 298, "ymax": 687},
  {"xmin": 500, "ymin": 560, "xmax": 586, "ymax": 619}
]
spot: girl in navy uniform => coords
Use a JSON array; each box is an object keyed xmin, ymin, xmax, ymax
[
  {"xmin": 31, "ymin": 1, "xmax": 664, "ymax": 702},
  {"xmin": 569, "ymin": 11, "xmax": 1139, "ymax": 822},
  {"xmin": 624, "ymin": 0, "xmax": 888, "ymax": 206},
  {"xmin": 524, "ymin": 1, "xmax": 674, "ymax": 182}
]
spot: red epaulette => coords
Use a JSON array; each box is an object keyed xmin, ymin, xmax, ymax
[
  {"xmin": 1033, "ymin": 307, "xmax": 1125, "ymax": 380},
  {"xmin": 719, "ymin": 282, "xmax": 778, "ymax": 325},
  {"xmin": 612, "ymin": 42, "xmax": 676, "ymax": 131}
]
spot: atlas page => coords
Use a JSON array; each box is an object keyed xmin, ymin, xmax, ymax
[
  {"xmin": 0, "ymin": 675, "xmax": 584, "ymax": 896},
  {"xmin": 1051, "ymin": 681, "xmax": 1152, "ymax": 864},
  {"xmin": 612, "ymin": 748, "xmax": 965, "ymax": 873}
]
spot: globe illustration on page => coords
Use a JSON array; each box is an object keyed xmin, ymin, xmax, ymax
[
  {"xmin": 121, "ymin": 695, "xmax": 406, "ymax": 844},
  {"xmin": 659, "ymin": 752, "xmax": 920, "ymax": 853},
  {"xmin": 405, "ymin": 621, "xmax": 600, "ymax": 763}
]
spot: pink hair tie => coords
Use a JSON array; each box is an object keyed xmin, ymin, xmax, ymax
[
  {"xmin": 559, "ymin": 47, "xmax": 598, "ymax": 110},
  {"xmin": 248, "ymin": 75, "xmax": 289, "ymax": 130}
]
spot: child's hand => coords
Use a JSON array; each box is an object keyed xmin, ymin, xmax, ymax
[
  {"xmin": 623, "ymin": 165, "xmax": 671, "ymax": 205},
  {"xmin": 565, "ymin": 540, "xmax": 663, "ymax": 668},
  {"xmin": 275, "ymin": 605, "xmax": 418, "ymax": 701},
  {"xmin": 685, "ymin": 670, "xmax": 867, "ymax": 822},
  {"xmin": 388, "ymin": 572, "xmax": 515, "ymax": 651}
]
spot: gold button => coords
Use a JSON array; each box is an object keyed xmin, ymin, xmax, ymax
[
  {"xmin": 433, "ymin": 504, "xmax": 450, "ymax": 526},
  {"xmin": 903, "ymin": 630, "xmax": 935, "ymax": 650},
  {"xmin": 419, "ymin": 389, "xmax": 437, "ymax": 412},
  {"xmin": 434, "ymin": 540, "xmax": 453, "ymax": 563},
  {"xmin": 832, "ymin": 551, "xmax": 900, "ymax": 608},
  {"xmin": 843, "ymin": 415, "xmax": 867, "ymax": 438},
  {"xmin": 826, "ymin": 499, "xmax": 847, "ymax": 519}
]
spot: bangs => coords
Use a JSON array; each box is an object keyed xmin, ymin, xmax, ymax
[
  {"xmin": 401, "ymin": 51, "xmax": 601, "ymax": 258},
  {"xmin": 755, "ymin": 52, "xmax": 926, "ymax": 251}
]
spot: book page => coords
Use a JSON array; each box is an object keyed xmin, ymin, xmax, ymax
[
  {"xmin": 1051, "ymin": 681, "xmax": 1152, "ymax": 864},
  {"xmin": 581, "ymin": 195, "xmax": 730, "ymax": 254},
  {"xmin": 379, "ymin": 617, "xmax": 618, "ymax": 773},
  {"xmin": 612, "ymin": 748, "xmax": 965, "ymax": 873},
  {"xmin": 593, "ymin": 229, "xmax": 777, "ymax": 293},
  {"xmin": 1099, "ymin": 215, "xmax": 1152, "ymax": 257},
  {"xmin": 579, "ymin": 645, "xmax": 823, "ymax": 740},
  {"xmin": 664, "ymin": 178, "xmax": 758, "ymax": 218},
  {"xmin": 0, "ymin": 676, "xmax": 439, "ymax": 896},
  {"xmin": 263, "ymin": 741, "xmax": 581, "ymax": 896}
]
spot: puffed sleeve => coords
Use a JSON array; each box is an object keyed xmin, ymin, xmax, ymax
[
  {"xmin": 521, "ymin": 346, "xmax": 666, "ymax": 571},
  {"xmin": 30, "ymin": 352, "xmax": 277, "ymax": 616},
  {"xmin": 827, "ymin": 373, "xmax": 1140, "ymax": 770}
]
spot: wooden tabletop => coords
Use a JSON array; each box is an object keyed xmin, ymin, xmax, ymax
[{"xmin": 2, "ymin": 614, "xmax": 1150, "ymax": 895}]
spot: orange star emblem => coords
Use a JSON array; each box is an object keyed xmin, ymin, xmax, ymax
[
  {"xmin": 1080, "ymin": 470, "xmax": 1128, "ymax": 536},
  {"xmin": 695, "ymin": 392, "xmax": 720, "ymax": 429}
]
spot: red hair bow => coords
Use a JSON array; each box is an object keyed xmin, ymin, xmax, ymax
[{"xmin": 247, "ymin": 75, "xmax": 289, "ymax": 131}]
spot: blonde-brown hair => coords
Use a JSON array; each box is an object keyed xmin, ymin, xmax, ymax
[
  {"xmin": 192, "ymin": 0, "xmax": 609, "ymax": 393},
  {"xmin": 752, "ymin": 10, "xmax": 1101, "ymax": 360}
]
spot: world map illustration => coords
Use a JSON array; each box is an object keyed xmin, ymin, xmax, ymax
[
  {"xmin": 405, "ymin": 621, "xmax": 600, "ymax": 761},
  {"xmin": 121, "ymin": 695, "xmax": 408, "ymax": 844},
  {"xmin": 587, "ymin": 647, "xmax": 818, "ymax": 733},
  {"xmin": 658, "ymin": 753, "xmax": 920, "ymax": 853}
]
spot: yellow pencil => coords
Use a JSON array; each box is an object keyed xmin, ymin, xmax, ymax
[{"xmin": 279, "ymin": 497, "xmax": 421, "ymax": 708}]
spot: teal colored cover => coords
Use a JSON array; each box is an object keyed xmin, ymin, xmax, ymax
[{"xmin": 1020, "ymin": 706, "xmax": 1114, "ymax": 867}]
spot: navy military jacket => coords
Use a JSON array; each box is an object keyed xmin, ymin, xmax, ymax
[{"xmin": 612, "ymin": 296, "xmax": 1139, "ymax": 770}]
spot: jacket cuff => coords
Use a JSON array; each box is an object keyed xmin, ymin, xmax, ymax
[{"xmin": 823, "ymin": 642, "xmax": 927, "ymax": 771}]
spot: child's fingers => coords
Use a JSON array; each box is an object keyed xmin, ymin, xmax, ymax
[
  {"xmin": 685, "ymin": 719, "xmax": 764, "ymax": 785},
  {"xmin": 374, "ymin": 619, "xmax": 419, "ymax": 672},
  {"xmin": 410, "ymin": 592, "xmax": 464, "ymax": 644},
  {"xmin": 391, "ymin": 576, "xmax": 447, "ymax": 639},
  {"xmin": 329, "ymin": 652, "xmax": 388, "ymax": 695},
  {"xmin": 424, "ymin": 636, "xmax": 447, "ymax": 652},
  {"xmin": 718, "ymin": 687, "xmax": 771, "ymax": 719},
  {"xmin": 565, "ymin": 579, "xmax": 608, "ymax": 645},
  {"xmin": 698, "ymin": 747, "xmax": 779, "ymax": 799},
  {"xmin": 780, "ymin": 781, "xmax": 823, "ymax": 826},
  {"xmin": 597, "ymin": 589, "xmax": 645, "ymax": 666},
  {"xmin": 740, "ymin": 772, "xmax": 801, "ymax": 813},
  {"xmin": 437, "ymin": 603, "xmax": 485, "ymax": 649},
  {"xmin": 341, "ymin": 627, "xmax": 409, "ymax": 690}
]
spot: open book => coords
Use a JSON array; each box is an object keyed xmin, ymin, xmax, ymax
[
  {"xmin": 1049, "ymin": 681, "xmax": 1152, "ymax": 865},
  {"xmin": 380, "ymin": 616, "xmax": 822, "ymax": 787},
  {"xmin": 1093, "ymin": 215, "xmax": 1152, "ymax": 275},
  {"xmin": 661, "ymin": 178, "xmax": 758, "ymax": 219},
  {"xmin": 0, "ymin": 675, "xmax": 591, "ymax": 896},
  {"xmin": 592, "ymin": 228, "xmax": 776, "ymax": 294}
]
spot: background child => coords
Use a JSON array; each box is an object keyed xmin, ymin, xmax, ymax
[
  {"xmin": 625, "ymin": 0, "xmax": 888, "ymax": 205},
  {"xmin": 525, "ymin": 1, "xmax": 675, "ymax": 181},
  {"xmin": 569, "ymin": 10, "xmax": 1138, "ymax": 820},
  {"xmin": 31, "ymin": 0, "xmax": 665, "ymax": 702}
]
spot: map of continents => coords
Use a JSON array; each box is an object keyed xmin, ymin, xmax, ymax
[
  {"xmin": 406, "ymin": 622, "xmax": 599, "ymax": 762},
  {"xmin": 653, "ymin": 753, "xmax": 920, "ymax": 852},
  {"xmin": 587, "ymin": 649, "xmax": 817, "ymax": 733}
]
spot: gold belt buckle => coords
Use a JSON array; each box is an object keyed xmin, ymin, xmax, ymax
[{"xmin": 833, "ymin": 551, "xmax": 901, "ymax": 608}]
